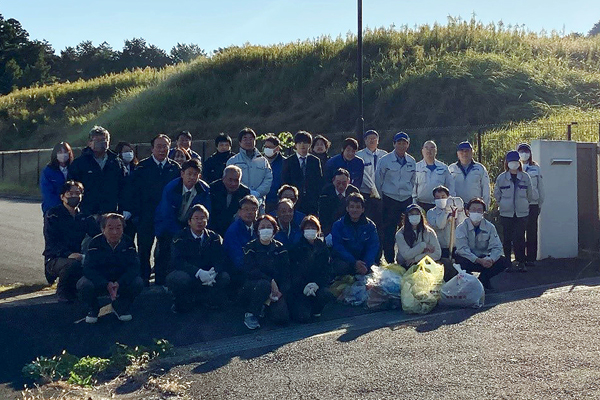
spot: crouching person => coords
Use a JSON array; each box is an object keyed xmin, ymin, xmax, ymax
[
  {"xmin": 241, "ymin": 215, "xmax": 290, "ymax": 330},
  {"xmin": 77, "ymin": 213, "xmax": 143, "ymax": 323},
  {"xmin": 454, "ymin": 198, "xmax": 509, "ymax": 292},
  {"xmin": 167, "ymin": 205, "xmax": 230, "ymax": 313}
]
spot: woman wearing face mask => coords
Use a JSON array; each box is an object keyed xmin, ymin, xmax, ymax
[
  {"xmin": 426, "ymin": 186, "xmax": 467, "ymax": 259},
  {"xmin": 241, "ymin": 214, "xmax": 290, "ymax": 330},
  {"xmin": 115, "ymin": 141, "xmax": 139, "ymax": 240},
  {"xmin": 493, "ymin": 150, "xmax": 533, "ymax": 272},
  {"xmin": 115, "ymin": 141, "xmax": 138, "ymax": 176},
  {"xmin": 517, "ymin": 143, "xmax": 544, "ymax": 267},
  {"xmin": 288, "ymin": 215, "xmax": 334, "ymax": 323},
  {"xmin": 40, "ymin": 142, "xmax": 74, "ymax": 214},
  {"xmin": 395, "ymin": 204, "xmax": 442, "ymax": 268}
]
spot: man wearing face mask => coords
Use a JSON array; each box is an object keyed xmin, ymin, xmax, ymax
[
  {"xmin": 43, "ymin": 181, "xmax": 100, "ymax": 302},
  {"xmin": 262, "ymin": 135, "xmax": 284, "ymax": 213},
  {"xmin": 68, "ymin": 126, "xmax": 128, "ymax": 218},
  {"xmin": 455, "ymin": 198, "xmax": 509, "ymax": 292}
]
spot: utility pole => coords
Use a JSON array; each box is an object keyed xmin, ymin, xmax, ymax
[{"xmin": 356, "ymin": 0, "xmax": 365, "ymax": 146}]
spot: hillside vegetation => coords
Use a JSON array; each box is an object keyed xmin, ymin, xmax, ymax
[{"xmin": 2, "ymin": 17, "xmax": 600, "ymax": 151}]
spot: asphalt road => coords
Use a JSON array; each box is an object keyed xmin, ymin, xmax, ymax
[{"xmin": 0, "ymin": 199, "xmax": 45, "ymax": 286}]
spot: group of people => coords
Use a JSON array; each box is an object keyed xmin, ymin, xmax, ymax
[{"xmin": 40, "ymin": 125, "xmax": 543, "ymax": 328}]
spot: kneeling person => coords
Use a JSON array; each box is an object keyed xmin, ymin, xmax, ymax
[
  {"xmin": 77, "ymin": 214, "xmax": 143, "ymax": 323},
  {"xmin": 167, "ymin": 205, "xmax": 230, "ymax": 313}
]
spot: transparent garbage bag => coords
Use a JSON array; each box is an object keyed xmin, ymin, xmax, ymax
[{"xmin": 440, "ymin": 264, "xmax": 485, "ymax": 308}]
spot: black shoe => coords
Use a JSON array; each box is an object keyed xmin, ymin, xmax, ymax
[{"xmin": 517, "ymin": 262, "xmax": 527, "ymax": 273}]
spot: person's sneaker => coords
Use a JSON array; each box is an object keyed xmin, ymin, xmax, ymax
[
  {"xmin": 244, "ymin": 313, "xmax": 260, "ymax": 330},
  {"xmin": 85, "ymin": 311, "xmax": 98, "ymax": 324},
  {"xmin": 312, "ymin": 313, "xmax": 322, "ymax": 318},
  {"xmin": 517, "ymin": 262, "xmax": 528, "ymax": 273},
  {"xmin": 112, "ymin": 309, "xmax": 132, "ymax": 322}
]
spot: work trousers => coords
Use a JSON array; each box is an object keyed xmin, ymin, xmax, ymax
[
  {"xmin": 154, "ymin": 234, "xmax": 173, "ymax": 286},
  {"xmin": 241, "ymin": 279, "xmax": 290, "ymax": 325},
  {"xmin": 76, "ymin": 276, "xmax": 144, "ymax": 314},
  {"xmin": 500, "ymin": 215, "xmax": 527, "ymax": 263},
  {"xmin": 381, "ymin": 195, "xmax": 412, "ymax": 263},
  {"xmin": 136, "ymin": 218, "xmax": 156, "ymax": 285},
  {"xmin": 525, "ymin": 204, "xmax": 540, "ymax": 262},
  {"xmin": 454, "ymin": 255, "xmax": 509, "ymax": 289},
  {"xmin": 166, "ymin": 270, "xmax": 231, "ymax": 312},
  {"xmin": 45, "ymin": 257, "xmax": 82, "ymax": 299},
  {"xmin": 288, "ymin": 289, "xmax": 334, "ymax": 323}
]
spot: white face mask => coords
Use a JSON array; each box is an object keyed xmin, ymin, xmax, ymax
[
  {"xmin": 519, "ymin": 152, "xmax": 530, "ymax": 162},
  {"xmin": 507, "ymin": 161, "xmax": 520, "ymax": 171},
  {"xmin": 469, "ymin": 212, "xmax": 484, "ymax": 224},
  {"xmin": 263, "ymin": 148, "xmax": 276, "ymax": 157},
  {"xmin": 408, "ymin": 215, "xmax": 421, "ymax": 226},
  {"xmin": 121, "ymin": 151, "xmax": 134, "ymax": 163},
  {"xmin": 303, "ymin": 229, "xmax": 318, "ymax": 241},
  {"xmin": 435, "ymin": 198, "xmax": 448, "ymax": 209},
  {"xmin": 57, "ymin": 153, "xmax": 69, "ymax": 163},
  {"xmin": 258, "ymin": 228, "xmax": 274, "ymax": 241}
]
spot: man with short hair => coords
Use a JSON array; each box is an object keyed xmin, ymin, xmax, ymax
[
  {"xmin": 167, "ymin": 205, "xmax": 231, "ymax": 313},
  {"xmin": 318, "ymin": 168, "xmax": 359, "ymax": 236},
  {"xmin": 68, "ymin": 126, "xmax": 127, "ymax": 217},
  {"xmin": 281, "ymin": 130, "xmax": 323, "ymax": 216},
  {"xmin": 226, "ymin": 128, "xmax": 273, "ymax": 206},
  {"xmin": 448, "ymin": 141, "xmax": 491, "ymax": 208},
  {"xmin": 375, "ymin": 132, "xmax": 416, "ymax": 263},
  {"xmin": 209, "ymin": 165, "xmax": 250, "ymax": 236},
  {"xmin": 168, "ymin": 130, "xmax": 201, "ymax": 160},
  {"xmin": 43, "ymin": 181, "xmax": 100, "ymax": 302},
  {"xmin": 203, "ymin": 133, "xmax": 235, "ymax": 184},
  {"xmin": 131, "ymin": 134, "xmax": 181, "ymax": 285},
  {"xmin": 330, "ymin": 193, "xmax": 379, "ymax": 277},
  {"xmin": 413, "ymin": 140, "xmax": 455, "ymax": 211},
  {"xmin": 77, "ymin": 213, "xmax": 143, "ymax": 323},
  {"xmin": 356, "ymin": 129, "xmax": 387, "ymax": 233},
  {"xmin": 263, "ymin": 135, "xmax": 284, "ymax": 213},
  {"xmin": 324, "ymin": 137, "xmax": 365, "ymax": 189},
  {"xmin": 154, "ymin": 158, "xmax": 211, "ymax": 285},
  {"xmin": 274, "ymin": 198, "xmax": 302, "ymax": 250}
]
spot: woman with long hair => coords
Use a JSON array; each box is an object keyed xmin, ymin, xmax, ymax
[
  {"xmin": 40, "ymin": 142, "xmax": 74, "ymax": 214},
  {"xmin": 395, "ymin": 204, "xmax": 442, "ymax": 267}
]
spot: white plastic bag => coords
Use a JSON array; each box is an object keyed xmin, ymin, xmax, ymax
[{"xmin": 440, "ymin": 264, "xmax": 485, "ymax": 308}]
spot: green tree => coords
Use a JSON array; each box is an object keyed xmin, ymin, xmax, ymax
[
  {"xmin": 589, "ymin": 20, "xmax": 600, "ymax": 37},
  {"xmin": 170, "ymin": 43, "xmax": 206, "ymax": 63}
]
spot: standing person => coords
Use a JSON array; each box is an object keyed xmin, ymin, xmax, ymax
[
  {"xmin": 40, "ymin": 142, "xmax": 74, "ymax": 214},
  {"xmin": 43, "ymin": 181, "xmax": 100, "ymax": 302},
  {"xmin": 209, "ymin": 165, "xmax": 250, "ymax": 237},
  {"xmin": 115, "ymin": 141, "xmax": 138, "ymax": 240},
  {"xmin": 203, "ymin": 133, "xmax": 235, "ymax": 184},
  {"xmin": 310, "ymin": 134, "xmax": 331, "ymax": 171},
  {"xmin": 288, "ymin": 215, "xmax": 333, "ymax": 322},
  {"xmin": 226, "ymin": 128, "xmax": 273, "ymax": 207},
  {"xmin": 426, "ymin": 185, "xmax": 466, "ymax": 259},
  {"xmin": 356, "ymin": 130, "xmax": 387, "ymax": 230},
  {"xmin": 68, "ymin": 126, "xmax": 128, "ymax": 218},
  {"xmin": 167, "ymin": 204, "xmax": 230, "ymax": 313},
  {"xmin": 281, "ymin": 131, "xmax": 323, "ymax": 216},
  {"xmin": 76, "ymin": 213, "xmax": 144, "ymax": 323},
  {"xmin": 263, "ymin": 135, "xmax": 284, "ymax": 213},
  {"xmin": 131, "ymin": 134, "xmax": 180, "ymax": 286},
  {"xmin": 154, "ymin": 158, "xmax": 210, "ymax": 286},
  {"xmin": 494, "ymin": 150, "xmax": 532, "ymax": 272},
  {"xmin": 448, "ymin": 141, "xmax": 491, "ymax": 209},
  {"xmin": 375, "ymin": 132, "xmax": 416, "ymax": 263},
  {"xmin": 172, "ymin": 147, "xmax": 191, "ymax": 166},
  {"xmin": 413, "ymin": 140, "xmax": 455, "ymax": 211},
  {"xmin": 455, "ymin": 198, "xmax": 509, "ymax": 291},
  {"xmin": 318, "ymin": 168, "xmax": 359, "ymax": 236},
  {"xmin": 325, "ymin": 138, "xmax": 365, "ymax": 189},
  {"xmin": 273, "ymin": 199, "xmax": 302, "ymax": 250},
  {"xmin": 168, "ymin": 130, "xmax": 201, "ymax": 160},
  {"xmin": 517, "ymin": 143, "xmax": 544, "ymax": 266},
  {"xmin": 241, "ymin": 214, "xmax": 291, "ymax": 329}
]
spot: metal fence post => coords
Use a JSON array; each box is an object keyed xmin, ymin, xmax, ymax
[
  {"xmin": 37, "ymin": 150, "xmax": 41, "ymax": 186},
  {"xmin": 18, "ymin": 151, "xmax": 22, "ymax": 185},
  {"xmin": 567, "ymin": 124, "xmax": 572, "ymax": 141},
  {"xmin": 1, "ymin": 153, "xmax": 4, "ymax": 181},
  {"xmin": 477, "ymin": 129, "xmax": 482, "ymax": 163}
]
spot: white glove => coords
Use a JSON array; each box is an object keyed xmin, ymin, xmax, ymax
[
  {"xmin": 195, "ymin": 267, "xmax": 217, "ymax": 285},
  {"xmin": 303, "ymin": 282, "xmax": 319, "ymax": 296},
  {"xmin": 250, "ymin": 190, "xmax": 260, "ymax": 199},
  {"xmin": 325, "ymin": 234, "xmax": 333, "ymax": 247},
  {"xmin": 122, "ymin": 211, "xmax": 132, "ymax": 220}
]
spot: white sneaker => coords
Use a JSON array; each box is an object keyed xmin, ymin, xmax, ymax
[
  {"xmin": 85, "ymin": 311, "xmax": 98, "ymax": 324},
  {"xmin": 113, "ymin": 309, "xmax": 132, "ymax": 322}
]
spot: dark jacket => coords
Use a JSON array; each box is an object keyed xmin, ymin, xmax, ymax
[
  {"xmin": 281, "ymin": 153, "xmax": 323, "ymax": 215},
  {"xmin": 223, "ymin": 218, "xmax": 256, "ymax": 271},
  {"xmin": 203, "ymin": 151, "xmax": 235, "ymax": 185},
  {"xmin": 318, "ymin": 183, "xmax": 360, "ymax": 235},
  {"xmin": 289, "ymin": 236, "xmax": 331, "ymax": 293},
  {"xmin": 40, "ymin": 165, "xmax": 67, "ymax": 214},
  {"xmin": 243, "ymin": 238, "xmax": 291, "ymax": 293},
  {"xmin": 131, "ymin": 157, "xmax": 180, "ymax": 227},
  {"xmin": 208, "ymin": 179, "xmax": 250, "ymax": 237},
  {"xmin": 171, "ymin": 227, "xmax": 226, "ymax": 276},
  {"xmin": 266, "ymin": 153, "xmax": 284, "ymax": 205},
  {"xmin": 67, "ymin": 148, "xmax": 125, "ymax": 216},
  {"xmin": 325, "ymin": 154, "xmax": 365, "ymax": 190},
  {"xmin": 154, "ymin": 177, "xmax": 211, "ymax": 237},
  {"xmin": 270, "ymin": 209, "xmax": 306, "ymax": 227},
  {"xmin": 331, "ymin": 213, "xmax": 380, "ymax": 268},
  {"xmin": 312, "ymin": 152, "xmax": 330, "ymax": 174},
  {"xmin": 274, "ymin": 220, "xmax": 302, "ymax": 250},
  {"xmin": 42, "ymin": 204, "xmax": 100, "ymax": 262},
  {"xmin": 83, "ymin": 233, "xmax": 140, "ymax": 287}
]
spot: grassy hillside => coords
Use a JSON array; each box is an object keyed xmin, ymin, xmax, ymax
[{"xmin": 2, "ymin": 17, "xmax": 600, "ymax": 151}]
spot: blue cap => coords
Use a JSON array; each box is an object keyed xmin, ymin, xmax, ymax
[
  {"xmin": 517, "ymin": 143, "xmax": 531, "ymax": 152},
  {"xmin": 506, "ymin": 150, "xmax": 520, "ymax": 162},
  {"xmin": 457, "ymin": 141, "xmax": 473, "ymax": 151},
  {"xmin": 393, "ymin": 132, "xmax": 410, "ymax": 143},
  {"xmin": 405, "ymin": 203, "xmax": 423, "ymax": 215},
  {"xmin": 364, "ymin": 130, "xmax": 378, "ymax": 139}
]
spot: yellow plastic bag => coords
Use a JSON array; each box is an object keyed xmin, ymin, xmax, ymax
[
  {"xmin": 401, "ymin": 257, "xmax": 444, "ymax": 314},
  {"xmin": 384, "ymin": 263, "xmax": 407, "ymax": 276},
  {"xmin": 329, "ymin": 275, "xmax": 356, "ymax": 300}
]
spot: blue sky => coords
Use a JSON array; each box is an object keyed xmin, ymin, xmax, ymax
[{"xmin": 3, "ymin": 0, "xmax": 599, "ymax": 54}]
